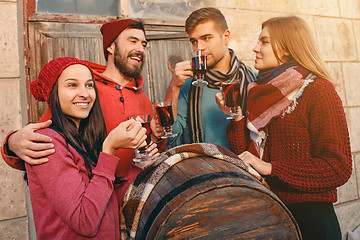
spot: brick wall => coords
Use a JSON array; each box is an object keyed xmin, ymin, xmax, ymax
[{"xmin": 0, "ymin": 0, "xmax": 29, "ymax": 239}]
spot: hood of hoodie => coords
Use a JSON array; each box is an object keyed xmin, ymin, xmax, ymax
[{"xmin": 84, "ymin": 60, "xmax": 144, "ymax": 91}]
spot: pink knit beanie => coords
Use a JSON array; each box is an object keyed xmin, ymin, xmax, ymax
[
  {"xmin": 100, "ymin": 19, "xmax": 136, "ymax": 61},
  {"xmin": 30, "ymin": 57, "xmax": 93, "ymax": 105}
]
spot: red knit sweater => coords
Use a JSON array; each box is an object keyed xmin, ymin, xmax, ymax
[{"xmin": 227, "ymin": 78, "xmax": 352, "ymax": 204}]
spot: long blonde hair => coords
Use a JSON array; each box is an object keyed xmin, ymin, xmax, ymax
[{"xmin": 262, "ymin": 16, "xmax": 329, "ymax": 79}]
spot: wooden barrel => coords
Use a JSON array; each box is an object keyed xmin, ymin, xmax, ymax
[{"xmin": 121, "ymin": 145, "xmax": 302, "ymax": 240}]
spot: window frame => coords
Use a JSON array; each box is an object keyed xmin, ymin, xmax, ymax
[{"xmin": 25, "ymin": 0, "xmax": 188, "ymax": 26}]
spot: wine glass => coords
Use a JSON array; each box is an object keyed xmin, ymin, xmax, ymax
[
  {"xmin": 221, "ymin": 79, "xmax": 244, "ymax": 120},
  {"xmin": 191, "ymin": 50, "xmax": 208, "ymax": 87},
  {"xmin": 153, "ymin": 101, "xmax": 178, "ymax": 138},
  {"xmin": 127, "ymin": 114, "xmax": 151, "ymax": 162}
]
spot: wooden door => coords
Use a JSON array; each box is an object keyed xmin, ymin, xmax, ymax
[{"xmin": 27, "ymin": 21, "xmax": 192, "ymax": 122}]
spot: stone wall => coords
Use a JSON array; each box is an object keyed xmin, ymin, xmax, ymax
[
  {"xmin": 0, "ymin": 0, "xmax": 29, "ymax": 239},
  {"xmin": 211, "ymin": 0, "xmax": 360, "ymax": 238},
  {"xmin": 0, "ymin": 0, "xmax": 359, "ymax": 239}
]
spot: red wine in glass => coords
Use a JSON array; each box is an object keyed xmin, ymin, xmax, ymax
[
  {"xmin": 127, "ymin": 114, "xmax": 151, "ymax": 162},
  {"xmin": 221, "ymin": 80, "xmax": 243, "ymax": 119},
  {"xmin": 192, "ymin": 55, "xmax": 207, "ymax": 75},
  {"xmin": 138, "ymin": 121, "xmax": 151, "ymax": 152},
  {"xmin": 191, "ymin": 50, "xmax": 208, "ymax": 87},
  {"xmin": 156, "ymin": 105, "xmax": 174, "ymax": 127},
  {"xmin": 153, "ymin": 101, "xmax": 177, "ymax": 138}
]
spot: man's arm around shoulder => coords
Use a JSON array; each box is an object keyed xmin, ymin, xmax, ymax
[{"xmin": 1, "ymin": 120, "xmax": 55, "ymax": 170}]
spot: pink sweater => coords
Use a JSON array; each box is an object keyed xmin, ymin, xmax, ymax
[{"xmin": 25, "ymin": 128, "xmax": 120, "ymax": 239}]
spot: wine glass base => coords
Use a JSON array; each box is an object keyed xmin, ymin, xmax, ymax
[
  {"xmin": 133, "ymin": 148, "xmax": 152, "ymax": 162},
  {"xmin": 161, "ymin": 132, "xmax": 178, "ymax": 139},
  {"xmin": 192, "ymin": 80, "xmax": 208, "ymax": 87},
  {"xmin": 133, "ymin": 155, "xmax": 151, "ymax": 162},
  {"xmin": 226, "ymin": 115, "xmax": 244, "ymax": 120}
]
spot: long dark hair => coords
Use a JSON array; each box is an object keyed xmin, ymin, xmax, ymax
[{"xmin": 49, "ymin": 79, "xmax": 107, "ymax": 178}]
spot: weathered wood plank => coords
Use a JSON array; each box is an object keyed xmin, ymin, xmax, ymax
[{"xmin": 145, "ymin": 38, "xmax": 191, "ymax": 103}]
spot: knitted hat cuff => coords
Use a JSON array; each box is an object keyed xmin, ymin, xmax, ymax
[{"xmin": 30, "ymin": 57, "xmax": 92, "ymax": 105}]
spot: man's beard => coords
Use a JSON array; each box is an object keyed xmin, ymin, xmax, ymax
[{"xmin": 113, "ymin": 43, "xmax": 144, "ymax": 78}]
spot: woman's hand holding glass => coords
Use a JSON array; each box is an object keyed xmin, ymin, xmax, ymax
[
  {"xmin": 215, "ymin": 92, "xmax": 243, "ymax": 122},
  {"xmin": 127, "ymin": 115, "xmax": 155, "ymax": 162},
  {"xmin": 102, "ymin": 119, "xmax": 147, "ymax": 156},
  {"xmin": 133, "ymin": 141, "xmax": 160, "ymax": 169}
]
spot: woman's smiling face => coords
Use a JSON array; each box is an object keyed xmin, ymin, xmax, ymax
[{"xmin": 57, "ymin": 64, "xmax": 95, "ymax": 128}]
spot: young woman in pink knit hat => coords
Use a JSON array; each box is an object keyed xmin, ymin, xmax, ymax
[
  {"xmin": 216, "ymin": 16, "xmax": 352, "ymax": 240},
  {"xmin": 25, "ymin": 57, "xmax": 149, "ymax": 239}
]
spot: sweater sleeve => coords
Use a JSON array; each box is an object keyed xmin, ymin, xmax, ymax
[
  {"xmin": 1, "ymin": 131, "xmax": 25, "ymax": 171},
  {"xmin": 27, "ymin": 129, "xmax": 119, "ymax": 237},
  {"xmin": 271, "ymin": 79, "xmax": 352, "ymax": 192},
  {"xmin": 226, "ymin": 118, "xmax": 249, "ymax": 155}
]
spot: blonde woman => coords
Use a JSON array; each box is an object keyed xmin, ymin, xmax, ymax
[{"xmin": 216, "ymin": 16, "xmax": 352, "ymax": 240}]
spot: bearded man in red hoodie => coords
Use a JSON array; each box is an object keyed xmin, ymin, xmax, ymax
[{"xmin": 2, "ymin": 19, "xmax": 166, "ymax": 203}]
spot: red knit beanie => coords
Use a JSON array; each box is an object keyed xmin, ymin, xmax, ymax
[
  {"xmin": 100, "ymin": 19, "xmax": 137, "ymax": 61},
  {"xmin": 30, "ymin": 57, "xmax": 93, "ymax": 105}
]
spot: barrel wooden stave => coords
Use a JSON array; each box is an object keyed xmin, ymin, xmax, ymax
[
  {"xmin": 154, "ymin": 187, "xmax": 298, "ymax": 239},
  {"xmin": 134, "ymin": 156, "xmax": 301, "ymax": 240}
]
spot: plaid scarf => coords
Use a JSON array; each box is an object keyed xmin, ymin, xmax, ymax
[
  {"xmin": 120, "ymin": 143, "xmax": 265, "ymax": 239},
  {"xmin": 246, "ymin": 65, "xmax": 317, "ymax": 158},
  {"xmin": 188, "ymin": 49, "xmax": 256, "ymax": 143}
]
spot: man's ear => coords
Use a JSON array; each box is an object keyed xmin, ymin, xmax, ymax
[
  {"xmin": 223, "ymin": 29, "xmax": 230, "ymax": 45},
  {"xmin": 107, "ymin": 42, "xmax": 116, "ymax": 56}
]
